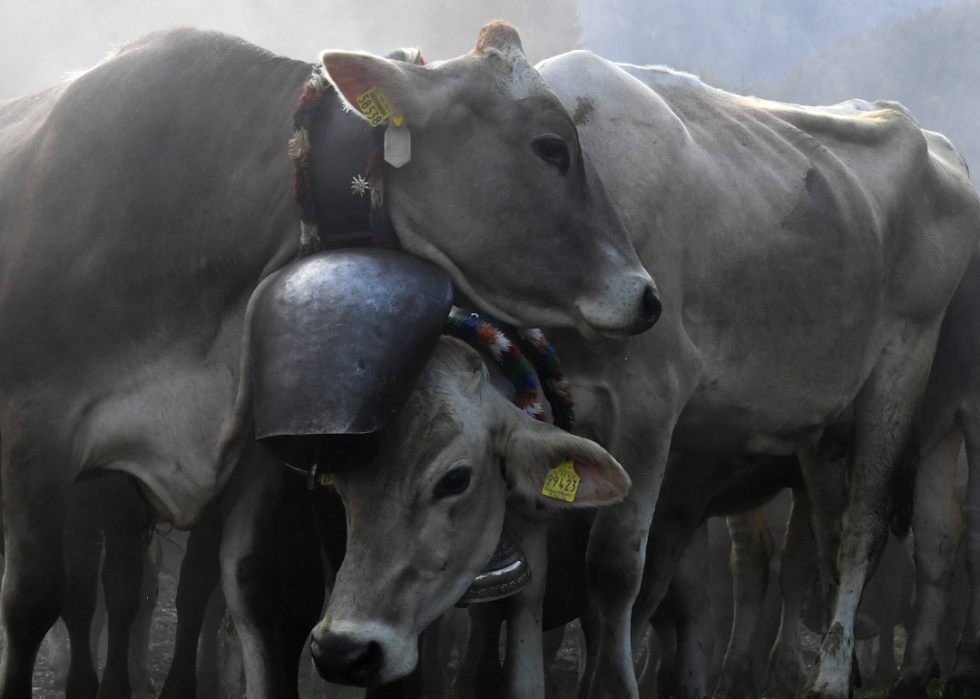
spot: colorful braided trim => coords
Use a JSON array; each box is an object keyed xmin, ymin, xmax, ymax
[
  {"xmin": 517, "ymin": 329, "xmax": 575, "ymax": 432},
  {"xmin": 445, "ymin": 310, "xmax": 575, "ymax": 432},
  {"xmin": 289, "ymin": 67, "xmax": 330, "ymax": 259}
]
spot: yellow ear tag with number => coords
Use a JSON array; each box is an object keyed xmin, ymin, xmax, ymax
[
  {"xmin": 318, "ymin": 474, "xmax": 335, "ymax": 487},
  {"xmin": 541, "ymin": 459, "xmax": 580, "ymax": 502},
  {"xmin": 356, "ymin": 87, "xmax": 392, "ymax": 127}
]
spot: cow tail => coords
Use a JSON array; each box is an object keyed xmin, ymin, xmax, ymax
[{"xmin": 889, "ymin": 424, "xmax": 919, "ymax": 539}]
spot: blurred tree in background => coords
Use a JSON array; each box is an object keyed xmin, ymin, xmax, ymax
[
  {"xmin": 758, "ymin": 0, "xmax": 980, "ymax": 182},
  {"xmin": 578, "ymin": 0, "xmax": 947, "ymax": 86}
]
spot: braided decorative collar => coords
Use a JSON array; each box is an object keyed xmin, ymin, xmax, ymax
[
  {"xmin": 290, "ymin": 50, "xmax": 427, "ymax": 257},
  {"xmin": 445, "ymin": 310, "xmax": 575, "ymax": 432}
]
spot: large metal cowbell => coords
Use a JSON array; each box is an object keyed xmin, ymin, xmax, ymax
[{"xmin": 250, "ymin": 248, "xmax": 453, "ymax": 473}]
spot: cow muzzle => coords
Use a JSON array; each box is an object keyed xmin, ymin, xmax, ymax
[
  {"xmin": 310, "ymin": 619, "xmax": 418, "ymax": 687},
  {"xmin": 640, "ymin": 286, "xmax": 662, "ymax": 330},
  {"xmin": 576, "ymin": 273, "xmax": 662, "ymax": 339},
  {"xmin": 310, "ymin": 635, "xmax": 383, "ymax": 687}
]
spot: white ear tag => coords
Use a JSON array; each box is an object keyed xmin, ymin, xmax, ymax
[{"xmin": 384, "ymin": 115, "xmax": 411, "ymax": 168}]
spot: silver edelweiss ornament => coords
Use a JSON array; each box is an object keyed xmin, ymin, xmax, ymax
[{"xmin": 350, "ymin": 174, "xmax": 369, "ymax": 197}]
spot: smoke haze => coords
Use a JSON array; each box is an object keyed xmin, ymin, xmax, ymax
[
  {"xmin": 0, "ymin": 0, "xmax": 582, "ymax": 100},
  {"xmin": 1, "ymin": 0, "xmax": 976, "ymax": 179}
]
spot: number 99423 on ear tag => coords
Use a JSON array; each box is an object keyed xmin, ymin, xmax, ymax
[
  {"xmin": 542, "ymin": 459, "xmax": 580, "ymax": 502},
  {"xmin": 356, "ymin": 87, "xmax": 392, "ymax": 127}
]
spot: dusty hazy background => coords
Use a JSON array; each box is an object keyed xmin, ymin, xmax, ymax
[{"xmin": 1, "ymin": 0, "xmax": 977, "ymax": 176}]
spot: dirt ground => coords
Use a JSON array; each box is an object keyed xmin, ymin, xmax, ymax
[
  {"xmin": 9, "ymin": 572, "xmax": 908, "ymax": 699},
  {"xmin": 26, "ymin": 573, "xmax": 178, "ymax": 699}
]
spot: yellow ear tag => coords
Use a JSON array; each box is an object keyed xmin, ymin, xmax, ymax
[
  {"xmin": 318, "ymin": 474, "xmax": 335, "ymax": 487},
  {"xmin": 541, "ymin": 459, "xmax": 580, "ymax": 502},
  {"xmin": 356, "ymin": 86, "xmax": 392, "ymax": 127}
]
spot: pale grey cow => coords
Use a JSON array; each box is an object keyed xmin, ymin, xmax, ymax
[
  {"xmin": 540, "ymin": 53, "xmax": 980, "ymax": 699},
  {"xmin": 311, "ymin": 335, "xmax": 631, "ymax": 694},
  {"xmin": 314, "ymin": 49, "xmax": 980, "ymax": 699},
  {"xmin": 0, "ymin": 21, "xmax": 656, "ymax": 699}
]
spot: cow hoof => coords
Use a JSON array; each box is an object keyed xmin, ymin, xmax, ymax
[
  {"xmin": 802, "ymin": 623, "xmax": 854, "ymax": 699},
  {"xmin": 714, "ymin": 670, "xmax": 755, "ymax": 699},
  {"xmin": 943, "ymin": 674, "xmax": 980, "ymax": 699},
  {"xmin": 65, "ymin": 666, "xmax": 100, "ymax": 699},
  {"xmin": 801, "ymin": 688, "xmax": 852, "ymax": 699},
  {"xmin": 763, "ymin": 660, "xmax": 808, "ymax": 698},
  {"xmin": 888, "ymin": 679, "xmax": 929, "ymax": 699}
]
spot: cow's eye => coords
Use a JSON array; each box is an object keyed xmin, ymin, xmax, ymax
[
  {"xmin": 435, "ymin": 466, "xmax": 471, "ymax": 499},
  {"xmin": 532, "ymin": 135, "xmax": 570, "ymax": 173}
]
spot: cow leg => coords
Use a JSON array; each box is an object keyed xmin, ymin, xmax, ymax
[
  {"xmin": 0, "ymin": 436, "xmax": 72, "ymax": 699},
  {"xmin": 635, "ymin": 621, "xmax": 660, "ymax": 699},
  {"xmin": 797, "ymin": 452, "xmax": 849, "ymax": 634},
  {"xmin": 630, "ymin": 453, "xmax": 722, "ymax": 657},
  {"xmin": 586, "ymin": 424, "xmax": 680, "ymax": 699},
  {"xmin": 196, "ymin": 589, "xmax": 224, "ymax": 699},
  {"xmin": 652, "ymin": 603, "xmax": 678, "ymax": 699},
  {"xmin": 413, "ymin": 622, "xmax": 445, "ymax": 699},
  {"xmin": 945, "ymin": 404, "xmax": 980, "ymax": 699},
  {"xmin": 578, "ymin": 603, "xmax": 600, "ymax": 699},
  {"xmin": 276, "ymin": 477, "xmax": 326, "ymax": 698},
  {"xmin": 874, "ymin": 616, "xmax": 898, "ymax": 687},
  {"xmin": 451, "ymin": 603, "xmax": 503, "ymax": 699},
  {"xmin": 501, "ymin": 515, "xmax": 549, "ymax": 699},
  {"xmin": 542, "ymin": 625, "xmax": 565, "ymax": 699},
  {"xmin": 61, "ymin": 489, "xmax": 103, "ymax": 699},
  {"xmin": 803, "ymin": 330, "xmax": 938, "ymax": 699},
  {"xmin": 128, "ymin": 535, "xmax": 161, "ymax": 699},
  {"xmin": 713, "ymin": 507, "xmax": 773, "ymax": 699},
  {"xmin": 763, "ymin": 489, "xmax": 818, "ymax": 698},
  {"xmin": 98, "ymin": 477, "xmax": 153, "ymax": 699},
  {"xmin": 669, "ymin": 522, "xmax": 711, "ymax": 699},
  {"xmin": 890, "ymin": 428, "xmax": 964, "ymax": 699},
  {"xmin": 217, "ymin": 443, "xmax": 287, "ymax": 699},
  {"xmin": 158, "ymin": 504, "xmax": 222, "ymax": 699}
]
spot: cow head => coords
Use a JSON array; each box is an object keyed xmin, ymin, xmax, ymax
[
  {"xmin": 308, "ymin": 337, "xmax": 629, "ymax": 686},
  {"xmin": 320, "ymin": 21, "xmax": 661, "ymax": 339}
]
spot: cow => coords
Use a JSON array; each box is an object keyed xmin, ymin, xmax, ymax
[
  {"xmin": 310, "ymin": 50, "xmax": 980, "ymax": 699},
  {"xmin": 753, "ymin": 249, "xmax": 980, "ymax": 699},
  {"xmin": 637, "ymin": 248, "xmax": 980, "ymax": 699},
  {"xmin": 0, "ymin": 20, "xmax": 658, "ymax": 699},
  {"xmin": 308, "ymin": 333, "xmax": 631, "ymax": 696}
]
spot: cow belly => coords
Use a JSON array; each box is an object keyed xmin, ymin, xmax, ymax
[
  {"xmin": 672, "ymin": 396, "xmax": 844, "ymax": 457},
  {"xmin": 672, "ymin": 350, "xmax": 871, "ymax": 457},
  {"xmin": 73, "ymin": 355, "xmax": 240, "ymax": 528}
]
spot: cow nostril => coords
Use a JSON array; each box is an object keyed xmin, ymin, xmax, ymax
[
  {"xmin": 310, "ymin": 635, "xmax": 383, "ymax": 687},
  {"xmin": 641, "ymin": 285, "xmax": 662, "ymax": 328}
]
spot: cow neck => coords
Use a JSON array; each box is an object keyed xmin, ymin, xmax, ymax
[
  {"xmin": 290, "ymin": 66, "xmax": 402, "ymax": 259},
  {"xmin": 444, "ymin": 309, "xmax": 575, "ymax": 432},
  {"xmin": 444, "ymin": 312, "xmax": 573, "ymax": 607}
]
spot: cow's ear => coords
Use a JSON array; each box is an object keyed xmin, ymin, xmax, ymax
[
  {"xmin": 492, "ymin": 403, "xmax": 630, "ymax": 510},
  {"xmin": 320, "ymin": 51, "xmax": 430, "ymax": 127}
]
